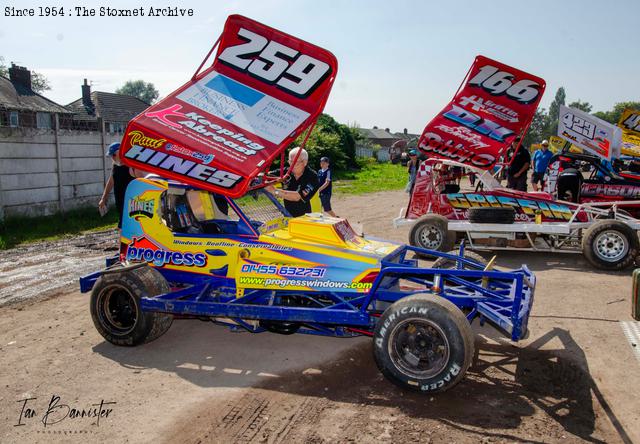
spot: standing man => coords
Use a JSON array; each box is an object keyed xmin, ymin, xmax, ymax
[
  {"xmin": 406, "ymin": 149, "xmax": 419, "ymax": 193},
  {"xmin": 98, "ymin": 142, "xmax": 134, "ymax": 232},
  {"xmin": 531, "ymin": 140, "xmax": 553, "ymax": 191},
  {"xmin": 317, "ymin": 156, "xmax": 337, "ymax": 217},
  {"xmin": 507, "ymin": 137, "xmax": 531, "ymax": 192},
  {"xmin": 266, "ymin": 147, "xmax": 319, "ymax": 217}
]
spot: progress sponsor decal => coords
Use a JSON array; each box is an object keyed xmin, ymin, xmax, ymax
[
  {"xmin": 581, "ymin": 183, "xmax": 640, "ymax": 199},
  {"xmin": 177, "ymin": 71, "xmax": 310, "ymax": 145},
  {"xmin": 238, "ymin": 276, "xmax": 372, "ymax": 290},
  {"xmin": 446, "ymin": 193, "xmax": 572, "ymax": 221},
  {"xmin": 416, "ymin": 55, "xmax": 545, "ymax": 169},
  {"xmin": 241, "ymin": 264, "xmax": 326, "ymax": 278},
  {"xmin": 128, "ymin": 197, "xmax": 155, "ymax": 218},
  {"xmin": 125, "ymin": 236, "xmax": 207, "ymax": 267}
]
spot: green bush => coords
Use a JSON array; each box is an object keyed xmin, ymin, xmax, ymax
[{"xmin": 288, "ymin": 113, "xmax": 362, "ymax": 173}]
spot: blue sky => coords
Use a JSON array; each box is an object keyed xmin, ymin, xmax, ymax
[{"xmin": 2, "ymin": 0, "xmax": 638, "ymax": 133}]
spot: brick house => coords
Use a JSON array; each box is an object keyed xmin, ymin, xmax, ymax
[
  {"xmin": 66, "ymin": 79, "xmax": 151, "ymax": 133},
  {"xmin": 0, "ymin": 64, "xmax": 74, "ymax": 129}
]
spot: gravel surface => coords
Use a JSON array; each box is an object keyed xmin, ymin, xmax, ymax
[{"xmin": 1, "ymin": 191, "xmax": 638, "ymax": 443}]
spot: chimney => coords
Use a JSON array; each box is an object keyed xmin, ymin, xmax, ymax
[
  {"xmin": 385, "ymin": 128, "xmax": 390, "ymax": 133},
  {"xmin": 9, "ymin": 64, "xmax": 32, "ymax": 90},
  {"xmin": 82, "ymin": 79, "xmax": 92, "ymax": 106},
  {"xmin": 404, "ymin": 128, "xmax": 408, "ymax": 135},
  {"xmin": 373, "ymin": 125, "xmax": 378, "ymax": 129}
]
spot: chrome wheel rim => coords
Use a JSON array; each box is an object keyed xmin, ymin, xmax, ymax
[
  {"xmin": 594, "ymin": 230, "xmax": 628, "ymax": 262},
  {"xmin": 418, "ymin": 224, "xmax": 443, "ymax": 249}
]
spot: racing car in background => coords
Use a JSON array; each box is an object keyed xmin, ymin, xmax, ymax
[
  {"xmin": 395, "ymin": 158, "xmax": 640, "ymax": 270},
  {"xmin": 394, "ymin": 59, "xmax": 640, "ymax": 270},
  {"xmin": 544, "ymin": 151, "xmax": 640, "ymax": 216}
]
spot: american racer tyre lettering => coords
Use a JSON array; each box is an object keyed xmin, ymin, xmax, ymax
[{"xmin": 373, "ymin": 294, "xmax": 474, "ymax": 393}]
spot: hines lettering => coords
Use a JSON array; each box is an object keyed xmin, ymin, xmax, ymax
[{"xmin": 125, "ymin": 146, "xmax": 242, "ymax": 189}]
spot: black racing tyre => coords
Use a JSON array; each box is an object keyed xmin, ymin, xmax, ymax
[
  {"xmin": 409, "ymin": 215, "xmax": 455, "ymax": 252},
  {"xmin": 90, "ymin": 266, "xmax": 173, "ymax": 346},
  {"xmin": 432, "ymin": 250, "xmax": 488, "ymax": 269},
  {"xmin": 373, "ymin": 294, "xmax": 474, "ymax": 393},
  {"xmin": 582, "ymin": 220, "xmax": 639, "ymax": 270},
  {"xmin": 467, "ymin": 207, "xmax": 515, "ymax": 224},
  {"xmin": 259, "ymin": 321, "xmax": 300, "ymax": 335}
]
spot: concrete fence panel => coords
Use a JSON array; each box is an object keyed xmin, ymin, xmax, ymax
[{"xmin": 0, "ymin": 127, "xmax": 122, "ymax": 220}]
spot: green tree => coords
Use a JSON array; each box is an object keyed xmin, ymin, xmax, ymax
[
  {"xmin": 0, "ymin": 56, "xmax": 51, "ymax": 93},
  {"xmin": 544, "ymin": 87, "xmax": 566, "ymax": 138},
  {"xmin": 116, "ymin": 80, "xmax": 159, "ymax": 104},
  {"xmin": 523, "ymin": 108, "xmax": 547, "ymax": 148},
  {"xmin": 593, "ymin": 101, "xmax": 640, "ymax": 124},
  {"xmin": 567, "ymin": 100, "xmax": 592, "ymax": 113},
  {"xmin": 290, "ymin": 113, "xmax": 360, "ymax": 172}
]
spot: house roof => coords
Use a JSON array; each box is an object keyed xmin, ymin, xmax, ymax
[
  {"xmin": 394, "ymin": 131, "xmax": 420, "ymax": 141},
  {"xmin": 67, "ymin": 91, "xmax": 150, "ymax": 122},
  {"xmin": 357, "ymin": 127, "xmax": 399, "ymax": 140},
  {"xmin": 0, "ymin": 75, "xmax": 72, "ymax": 114}
]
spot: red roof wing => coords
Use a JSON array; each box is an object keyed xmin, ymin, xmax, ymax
[{"xmin": 120, "ymin": 15, "xmax": 338, "ymax": 197}]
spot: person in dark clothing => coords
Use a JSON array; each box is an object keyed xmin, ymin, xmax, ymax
[
  {"xmin": 266, "ymin": 147, "xmax": 319, "ymax": 217},
  {"xmin": 98, "ymin": 142, "xmax": 135, "ymax": 230},
  {"xmin": 317, "ymin": 156, "xmax": 337, "ymax": 217},
  {"xmin": 507, "ymin": 138, "xmax": 531, "ymax": 192}
]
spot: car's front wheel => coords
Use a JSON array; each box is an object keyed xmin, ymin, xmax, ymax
[
  {"xmin": 90, "ymin": 266, "xmax": 173, "ymax": 346},
  {"xmin": 373, "ymin": 294, "xmax": 474, "ymax": 393}
]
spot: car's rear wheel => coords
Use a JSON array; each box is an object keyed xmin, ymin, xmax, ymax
[
  {"xmin": 373, "ymin": 294, "xmax": 474, "ymax": 393},
  {"xmin": 409, "ymin": 215, "xmax": 454, "ymax": 252},
  {"xmin": 582, "ymin": 220, "xmax": 639, "ymax": 270},
  {"xmin": 90, "ymin": 266, "xmax": 173, "ymax": 346}
]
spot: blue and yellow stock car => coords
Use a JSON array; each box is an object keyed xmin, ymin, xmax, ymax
[{"xmin": 81, "ymin": 177, "xmax": 536, "ymax": 393}]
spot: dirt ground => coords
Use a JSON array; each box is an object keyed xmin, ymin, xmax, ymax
[{"xmin": 1, "ymin": 189, "xmax": 639, "ymax": 443}]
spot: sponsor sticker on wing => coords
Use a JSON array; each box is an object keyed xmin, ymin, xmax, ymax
[{"xmin": 177, "ymin": 71, "xmax": 310, "ymax": 145}]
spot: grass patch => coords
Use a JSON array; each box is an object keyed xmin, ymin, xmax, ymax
[
  {"xmin": 0, "ymin": 206, "xmax": 119, "ymax": 250},
  {"xmin": 334, "ymin": 159, "xmax": 407, "ymax": 195}
]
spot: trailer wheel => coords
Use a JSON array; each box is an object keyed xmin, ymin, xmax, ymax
[
  {"xmin": 409, "ymin": 215, "xmax": 454, "ymax": 252},
  {"xmin": 90, "ymin": 266, "xmax": 173, "ymax": 346},
  {"xmin": 468, "ymin": 207, "xmax": 515, "ymax": 224},
  {"xmin": 373, "ymin": 294, "xmax": 474, "ymax": 393},
  {"xmin": 582, "ymin": 220, "xmax": 639, "ymax": 270},
  {"xmin": 432, "ymin": 250, "xmax": 488, "ymax": 269}
]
